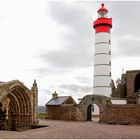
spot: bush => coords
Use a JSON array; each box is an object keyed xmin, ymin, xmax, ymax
[{"xmin": 37, "ymin": 113, "xmax": 47, "ymax": 119}]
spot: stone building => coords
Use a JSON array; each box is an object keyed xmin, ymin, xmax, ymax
[
  {"xmin": 0, "ymin": 80, "xmax": 38, "ymax": 131},
  {"xmin": 45, "ymin": 91, "xmax": 140, "ymax": 124},
  {"xmin": 45, "ymin": 92, "xmax": 112, "ymax": 122},
  {"xmin": 111, "ymin": 70, "xmax": 140, "ymax": 104},
  {"xmin": 46, "ymin": 91, "xmax": 79, "ymax": 120}
]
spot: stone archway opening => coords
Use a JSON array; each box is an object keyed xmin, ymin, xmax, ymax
[
  {"xmin": 0, "ymin": 85, "xmax": 32, "ymax": 131},
  {"xmin": 0, "ymin": 80, "xmax": 39, "ymax": 131},
  {"xmin": 0, "ymin": 102, "xmax": 6, "ymax": 130},
  {"xmin": 87, "ymin": 104, "xmax": 92, "ymax": 121},
  {"xmin": 87, "ymin": 103, "xmax": 99, "ymax": 122},
  {"xmin": 135, "ymin": 73, "xmax": 140, "ymax": 93},
  {"xmin": 92, "ymin": 104, "xmax": 99, "ymax": 122}
]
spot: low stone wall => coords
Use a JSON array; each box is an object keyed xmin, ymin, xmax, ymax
[
  {"xmin": 46, "ymin": 105, "xmax": 84, "ymax": 121},
  {"xmin": 100, "ymin": 104, "xmax": 140, "ymax": 124}
]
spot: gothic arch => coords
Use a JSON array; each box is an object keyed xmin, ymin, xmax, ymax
[
  {"xmin": 0, "ymin": 80, "xmax": 32, "ymax": 131},
  {"xmin": 79, "ymin": 94, "xmax": 111, "ymax": 121}
]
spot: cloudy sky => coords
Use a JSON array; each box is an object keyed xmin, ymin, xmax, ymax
[{"xmin": 0, "ymin": 0, "xmax": 140, "ymax": 105}]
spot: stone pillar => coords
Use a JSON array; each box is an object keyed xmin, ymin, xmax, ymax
[
  {"xmin": 127, "ymin": 73, "xmax": 134, "ymax": 97},
  {"xmin": 127, "ymin": 73, "xmax": 136, "ymax": 104},
  {"xmin": 31, "ymin": 80, "xmax": 38, "ymax": 124}
]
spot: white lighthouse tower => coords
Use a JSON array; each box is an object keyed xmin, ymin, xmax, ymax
[{"xmin": 93, "ymin": 3, "xmax": 112, "ymax": 97}]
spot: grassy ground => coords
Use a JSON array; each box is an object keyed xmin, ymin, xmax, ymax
[{"xmin": 37, "ymin": 113, "xmax": 46, "ymax": 119}]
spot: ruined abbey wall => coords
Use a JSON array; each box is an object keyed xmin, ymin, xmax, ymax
[
  {"xmin": 100, "ymin": 104, "xmax": 140, "ymax": 124},
  {"xmin": 0, "ymin": 80, "xmax": 38, "ymax": 131},
  {"xmin": 47, "ymin": 105, "xmax": 84, "ymax": 121}
]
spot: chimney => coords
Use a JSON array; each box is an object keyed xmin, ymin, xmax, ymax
[{"xmin": 52, "ymin": 91, "xmax": 58, "ymax": 98}]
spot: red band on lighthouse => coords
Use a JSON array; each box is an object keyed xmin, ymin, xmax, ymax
[
  {"xmin": 93, "ymin": 18, "xmax": 112, "ymax": 33},
  {"xmin": 95, "ymin": 26, "xmax": 110, "ymax": 33}
]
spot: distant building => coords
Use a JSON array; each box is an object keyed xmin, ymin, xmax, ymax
[
  {"xmin": 111, "ymin": 70, "xmax": 140, "ymax": 104},
  {"xmin": 46, "ymin": 91, "xmax": 77, "ymax": 120}
]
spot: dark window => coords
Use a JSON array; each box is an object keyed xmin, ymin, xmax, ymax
[{"xmin": 135, "ymin": 73, "xmax": 140, "ymax": 93}]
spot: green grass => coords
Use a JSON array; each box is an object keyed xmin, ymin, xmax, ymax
[{"xmin": 37, "ymin": 113, "xmax": 47, "ymax": 119}]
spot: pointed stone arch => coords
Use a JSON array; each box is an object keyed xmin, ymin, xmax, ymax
[{"xmin": 0, "ymin": 80, "xmax": 33, "ymax": 131}]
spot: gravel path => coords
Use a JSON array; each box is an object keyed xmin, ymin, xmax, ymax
[{"xmin": 0, "ymin": 119, "xmax": 140, "ymax": 139}]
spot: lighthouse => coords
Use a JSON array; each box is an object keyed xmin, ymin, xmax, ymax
[{"xmin": 93, "ymin": 3, "xmax": 112, "ymax": 97}]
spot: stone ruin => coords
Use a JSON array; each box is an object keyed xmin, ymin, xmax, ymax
[
  {"xmin": 0, "ymin": 80, "xmax": 38, "ymax": 131},
  {"xmin": 46, "ymin": 92, "xmax": 140, "ymax": 125},
  {"xmin": 46, "ymin": 93, "xmax": 112, "ymax": 121}
]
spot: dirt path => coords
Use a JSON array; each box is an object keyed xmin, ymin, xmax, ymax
[{"xmin": 0, "ymin": 119, "xmax": 140, "ymax": 139}]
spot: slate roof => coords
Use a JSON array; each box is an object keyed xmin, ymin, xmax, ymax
[{"xmin": 46, "ymin": 96, "xmax": 70, "ymax": 105}]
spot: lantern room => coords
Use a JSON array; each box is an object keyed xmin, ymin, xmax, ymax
[
  {"xmin": 93, "ymin": 3, "xmax": 112, "ymax": 33},
  {"xmin": 97, "ymin": 3, "xmax": 108, "ymax": 18}
]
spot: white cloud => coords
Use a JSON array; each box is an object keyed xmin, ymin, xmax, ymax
[{"xmin": 0, "ymin": 1, "xmax": 140, "ymax": 105}]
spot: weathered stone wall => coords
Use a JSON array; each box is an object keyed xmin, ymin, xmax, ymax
[
  {"xmin": 46, "ymin": 94, "xmax": 140, "ymax": 124},
  {"xmin": 46, "ymin": 94, "xmax": 112, "ymax": 121},
  {"xmin": 46, "ymin": 105, "xmax": 84, "ymax": 121},
  {"xmin": 100, "ymin": 104, "xmax": 140, "ymax": 124},
  {"xmin": 112, "ymin": 70, "xmax": 140, "ymax": 99},
  {"xmin": 79, "ymin": 94, "xmax": 111, "ymax": 121},
  {"xmin": 0, "ymin": 80, "xmax": 37, "ymax": 131}
]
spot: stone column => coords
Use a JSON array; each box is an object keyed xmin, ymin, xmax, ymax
[{"xmin": 31, "ymin": 80, "xmax": 38, "ymax": 124}]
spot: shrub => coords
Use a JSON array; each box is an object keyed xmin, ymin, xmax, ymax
[{"xmin": 37, "ymin": 113, "xmax": 47, "ymax": 119}]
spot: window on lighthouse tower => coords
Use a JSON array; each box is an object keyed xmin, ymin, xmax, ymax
[{"xmin": 98, "ymin": 3, "xmax": 108, "ymax": 18}]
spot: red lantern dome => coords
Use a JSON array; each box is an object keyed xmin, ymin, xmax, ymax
[
  {"xmin": 97, "ymin": 3, "xmax": 108, "ymax": 13},
  {"xmin": 93, "ymin": 3, "xmax": 112, "ymax": 33}
]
